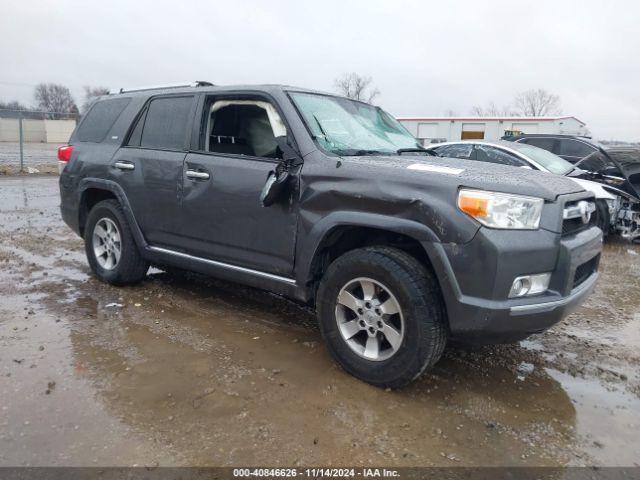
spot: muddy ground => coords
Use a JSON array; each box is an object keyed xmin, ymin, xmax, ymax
[{"xmin": 0, "ymin": 176, "xmax": 638, "ymax": 467}]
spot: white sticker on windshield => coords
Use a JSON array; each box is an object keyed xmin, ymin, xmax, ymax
[{"xmin": 407, "ymin": 163, "xmax": 464, "ymax": 175}]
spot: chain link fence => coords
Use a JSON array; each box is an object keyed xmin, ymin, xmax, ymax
[{"xmin": 0, "ymin": 108, "xmax": 78, "ymax": 174}]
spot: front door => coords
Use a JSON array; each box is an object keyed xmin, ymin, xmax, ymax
[{"xmin": 179, "ymin": 96, "xmax": 298, "ymax": 276}]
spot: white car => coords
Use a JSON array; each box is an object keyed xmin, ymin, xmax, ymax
[{"xmin": 427, "ymin": 140, "xmax": 618, "ymax": 234}]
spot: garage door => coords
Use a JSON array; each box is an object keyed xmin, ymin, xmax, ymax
[
  {"xmin": 461, "ymin": 123, "xmax": 485, "ymax": 140},
  {"xmin": 417, "ymin": 123, "xmax": 438, "ymax": 139}
]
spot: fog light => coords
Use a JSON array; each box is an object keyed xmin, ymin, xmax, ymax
[{"xmin": 509, "ymin": 273, "xmax": 551, "ymax": 298}]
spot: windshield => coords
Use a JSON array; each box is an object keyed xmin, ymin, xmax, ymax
[
  {"xmin": 513, "ymin": 143, "xmax": 574, "ymax": 175},
  {"xmin": 290, "ymin": 92, "xmax": 421, "ymax": 155}
]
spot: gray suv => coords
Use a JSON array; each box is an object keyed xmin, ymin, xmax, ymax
[{"xmin": 59, "ymin": 83, "xmax": 602, "ymax": 387}]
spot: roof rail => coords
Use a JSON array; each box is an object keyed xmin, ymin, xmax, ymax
[{"xmin": 110, "ymin": 81, "xmax": 214, "ymax": 95}]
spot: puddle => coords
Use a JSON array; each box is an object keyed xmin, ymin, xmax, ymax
[{"xmin": 546, "ymin": 369, "xmax": 640, "ymax": 466}]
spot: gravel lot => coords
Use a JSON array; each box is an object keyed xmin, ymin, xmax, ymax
[{"xmin": 0, "ymin": 176, "xmax": 638, "ymax": 467}]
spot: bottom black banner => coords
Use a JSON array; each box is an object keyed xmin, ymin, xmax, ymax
[{"xmin": 0, "ymin": 467, "xmax": 638, "ymax": 480}]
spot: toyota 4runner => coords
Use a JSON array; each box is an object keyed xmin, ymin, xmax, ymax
[{"xmin": 59, "ymin": 83, "xmax": 602, "ymax": 387}]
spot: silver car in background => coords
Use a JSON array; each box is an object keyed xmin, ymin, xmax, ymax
[{"xmin": 427, "ymin": 140, "xmax": 627, "ymax": 237}]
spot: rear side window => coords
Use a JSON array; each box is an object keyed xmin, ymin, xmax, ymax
[
  {"xmin": 436, "ymin": 144, "xmax": 474, "ymax": 159},
  {"xmin": 475, "ymin": 145, "xmax": 527, "ymax": 167},
  {"xmin": 129, "ymin": 96, "xmax": 193, "ymax": 150},
  {"xmin": 76, "ymin": 98, "xmax": 130, "ymax": 143}
]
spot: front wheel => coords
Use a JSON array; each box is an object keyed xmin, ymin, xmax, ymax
[{"xmin": 316, "ymin": 247, "xmax": 448, "ymax": 388}]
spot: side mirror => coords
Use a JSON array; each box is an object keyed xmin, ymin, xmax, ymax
[
  {"xmin": 260, "ymin": 168, "xmax": 290, "ymax": 207},
  {"xmin": 275, "ymin": 135, "xmax": 300, "ymax": 162},
  {"xmin": 260, "ymin": 135, "xmax": 301, "ymax": 207}
]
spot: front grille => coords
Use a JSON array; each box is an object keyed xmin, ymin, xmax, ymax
[
  {"xmin": 573, "ymin": 254, "xmax": 599, "ymax": 288},
  {"xmin": 562, "ymin": 200, "xmax": 597, "ymax": 236}
]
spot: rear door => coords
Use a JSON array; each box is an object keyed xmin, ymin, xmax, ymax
[
  {"xmin": 178, "ymin": 94, "xmax": 298, "ymax": 276},
  {"xmin": 111, "ymin": 95, "xmax": 196, "ymax": 247}
]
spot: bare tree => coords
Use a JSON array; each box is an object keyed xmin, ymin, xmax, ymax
[
  {"xmin": 0, "ymin": 100, "xmax": 31, "ymax": 118},
  {"xmin": 470, "ymin": 101, "xmax": 516, "ymax": 117},
  {"xmin": 0, "ymin": 100, "xmax": 29, "ymax": 111},
  {"xmin": 513, "ymin": 89, "xmax": 561, "ymax": 116},
  {"xmin": 34, "ymin": 83, "xmax": 77, "ymax": 118},
  {"xmin": 82, "ymin": 86, "xmax": 110, "ymax": 112},
  {"xmin": 334, "ymin": 73, "xmax": 380, "ymax": 103}
]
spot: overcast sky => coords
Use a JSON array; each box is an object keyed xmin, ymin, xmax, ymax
[{"xmin": 1, "ymin": 0, "xmax": 639, "ymax": 140}]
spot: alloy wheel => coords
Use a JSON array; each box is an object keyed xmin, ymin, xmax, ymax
[
  {"xmin": 92, "ymin": 217, "xmax": 122, "ymax": 270},
  {"xmin": 335, "ymin": 277, "xmax": 405, "ymax": 361}
]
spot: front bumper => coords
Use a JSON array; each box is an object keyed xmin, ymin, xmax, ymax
[{"xmin": 425, "ymin": 224, "xmax": 602, "ymax": 343}]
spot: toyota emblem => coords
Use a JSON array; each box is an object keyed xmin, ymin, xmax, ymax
[{"xmin": 578, "ymin": 201, "xmax": 592, "ymax": 224}]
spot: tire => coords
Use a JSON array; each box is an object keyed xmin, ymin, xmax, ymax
[
  {"xmin": 316, "ymin": 246, "xmax": 448, "ymax": 388},
  {"xmin": 84, "ymin": 199, "xmax": 149, "ymax": 286},
  {"xmin": 594, "ymin": 199, "xmax": 610, "ymax": 237}
]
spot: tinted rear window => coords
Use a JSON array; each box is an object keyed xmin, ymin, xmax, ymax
[
  {"xmin": 76, "ymin": 98, "xmax": 130, "ymax": 143},
  {"xmin": 139, "ymin": 96, "xmax": 193, "ymax": 150}
]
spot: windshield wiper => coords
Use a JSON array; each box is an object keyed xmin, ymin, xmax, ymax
[
  {"xmin": 397, "ymin": 147, "xmax": 436, "ymax": 156},
  {"xmin": 312, "ymin": 115, "xmax": 329, "ymax": 140},
  {"xmin": 354, "ymin": 149, "xmax": 392, "ymax": 156},
  {"xmin": 337, "ymin": 149, "xmax": 394, "ymax": 156}
]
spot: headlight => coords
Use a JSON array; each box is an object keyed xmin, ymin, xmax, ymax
[{"xmin": 458, "ymin": 189, "xmax": 544, "ymax": 229}]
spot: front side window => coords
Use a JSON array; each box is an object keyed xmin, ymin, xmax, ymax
[
  {"xmin": 290, "ymin": 92, "xmax": 420, "ymax": 155},
  {"xmin": 202, "ymin": 99, "xmax": 286, "ymax": 159},
  {"xmin": 129, "ymin": 96, "xmax": 193, "ymax": 150},
  {"xmin": 475, "ymin": 145, "xmax": 527, "ymax": 167},
  {"xmin": 558, "ymin": 139, "xmax": 596, "ymax": 158}
]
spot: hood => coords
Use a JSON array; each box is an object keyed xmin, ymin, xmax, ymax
[
  {"xmin": 341, "ymin": 154, "xmax": 585, "ymax": 201},
  {"xmin": 569, "ymin": 178, "xmax": 616, "ymax": 201},
  {"xmin": 575, "ymin": 148, "xmax": 640, "ymax": 200}
]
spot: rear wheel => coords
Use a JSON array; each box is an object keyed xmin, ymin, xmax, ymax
[
  {"xmin": 84, "ymin": 199, "xmax": 149, "ymax": 285},
  {"xmin": 317, "ymin": 246, "xmax": 448, "ymax": 388}
]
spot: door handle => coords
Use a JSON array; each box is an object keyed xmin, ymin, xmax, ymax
[
  {"xmin": 114, "ymin": 161, "xmax": 135, "ymax": 171},
  {"xmin": 186, "ymin": 169, "xmax": 210, "ymax": 180}
]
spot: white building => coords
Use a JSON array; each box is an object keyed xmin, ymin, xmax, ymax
[
  {"xmin": 397, "ymin": 116, "xmax": 588, "ymax": 145},
  {"xmin": 0, "ymin": 118, "xmax": 76, "ymax": 143}
]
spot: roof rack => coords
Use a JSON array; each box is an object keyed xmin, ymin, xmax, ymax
[{"xmin": 110, "ymin": 81, "xmax": 214, "ymax": 95}]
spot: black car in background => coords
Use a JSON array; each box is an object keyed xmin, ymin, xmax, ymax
[
  {"xmin": 502, "ymin": 134, "xmax": 640, "ymax": 240},
  {"xmin": 574, "ymin": 147, "xmax": 640, "ymax": 241},
  {"xmin": 502, "ymin": 133, "xmax": 600, "ymax": 163}
]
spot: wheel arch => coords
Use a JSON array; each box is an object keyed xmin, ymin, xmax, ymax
[
  {"xmin": 77, "ymin": 178, "xmax": 147, "ymax": 248},
  {"xmin": 297, "ymin": 212, "xmax": 445, "ymax": 305}
]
